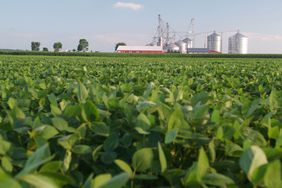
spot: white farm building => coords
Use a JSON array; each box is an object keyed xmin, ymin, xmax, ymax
[{"xmin": 116, "ymin": 46, "xmax": 164, "ymax": 54}]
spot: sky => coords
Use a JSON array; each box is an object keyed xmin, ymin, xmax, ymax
[{"xmin": 1, "ymin": 0, "xmax": 282, "ymax": 53}]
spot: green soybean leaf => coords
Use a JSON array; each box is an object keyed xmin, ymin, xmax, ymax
[
  {"xmin": 191, "ymin": 92, "xmax": 209, "ymax": 106},
  {"xmin": 14, "ymin": 107, "xmax": 25, "ymax": 120},
  {"xmin": 132, "ymin": 148, "xmax": 154, "ymax": 172},
  {"xmin": 50, "ymin": 105, "xmax": 62, "ymax": 116},
  {"xmin": 17, "ymin": 144, "xmax": 53, "ymax": 177},
  {"xmin": 63, "ymin": 150, "xmax": 72, "ymax": 172},
  {"xmin": 165, "ymin": 128, "xmax": 178, "ymax": 144},
  {"xmin": 158, "ymin": 142, "xmax": 167, "ymax": 173},
  {"xmin": 249, "ymin": 163, "xmax": 267, "ymax": 185},
  {"xmin": 63, "ymin": 105, "xmax": 81, "ymax": 117},
  {"xmin": 225, "ymin": 141, "xmax": 243, "ymax": 157},
  {"xmin": 82, "ymin": 173, "xmax": 93, "ymax": 188},
  {"xmin": 1, "ymin": 157, "xmax": 13, "ymax": 172},
  {"xmin": 92, "ymin": 145, "xmax": 103, "ymax": 162},
  {"xmin": 198, "ymin": 147, "xmax": 209, "ymax": 178},
  {"xmin": 103, "ymin": 134, "xmax": 119, "ymax": 152},
  {"xmin": 58, "ymin": 134, "xmax": 79, "ymax": 150},
  {"xmin": 40, "ymin": 161, "xmax": 62, "ymax": 173},
  {"xmin": 72, "ymin": 145, "xmax": 92, "ymax": 155},
  {"xmin": 183, "ymin": 163, "xmax": 199, "ymax": 186},
  {"xmin": 40, "ymin": 125, "xmax": 59, "ymax": 140},
  {"xmin": 208, "ymin": 140, "xmax": 216, "ymax": 163},
  {"xmin": 183, "ymin": 148, "xmax": 209, "ymax": 186},
  {"xmin": 92, "ymin": 174, "xmax": 112, "ymax": 188},
  {"xmin": 239, "ymin": 145, "xmax": 268, "ymax": 180},
  {"xmin": 0, "ymin": 168, "xmax": 21, "ymax": 188},
  {"xmin": 101, "ymin": 151, "xmax": 117, "ymax": 164},
  {"xmin": 134, "ymin": 127, "xmax": 150, "ymax": 135},
  {"xmin": 114, "ymin": 160, "xmax": 133, "ymax": 177},
  {"xmin": 168, "ymin": 105, "xmax": 187, "ymax": 129},
  {"xmin": 7, "ymin": 98, "xmax": 17, "ymax": 109},
  {"xmin": 263, "ymin": 160, "xmax": 281, "ymax": 188},
  {"xmin": 269, "ymin": 88, "xmax": 279, "ymax": 112},
  {"xmin": 19, "ymin": 173, "xmax": 69, "ymax": 188},
  {"xmin": 52, "ymin": 117, "xmax": 75, "ymax": 133},
  {"xmin": 81, "ymin": 101, "xmax": 99, "ymax": 122},
  {"xmin": 241, "ymin": 127, "xmax": 267, "ymax": 146},
  {"xmin": 203, "ymin": 173, "xmax": 236, "ymax": 187},
  {"xmin": 77, "ymin": 82, "xmax": 88, "ymax": 103},
  {"xmin": 211, "ymin": 109, "xmax": 220, "ymax": 124},
  {"xmin": 91, "ymin": 123, "xmax": 110, "ymax": 137},
  {"xmin": 47, "ymin": 94, "xmax": 58, "ymax": 107},
  {"xmin": 0, "ymin": 138, "xmax": 11, "ymax": 155},
  {"xmin": 99, "ymin": 173, "xmax": 130, "ymax": 188},
  {"xmin": 136, "ymin": 113, "xmax": 151, "ymax": 131},
  {"xmin": 136, "ymin": 101, "xmax": 157, "ymax": 112}
]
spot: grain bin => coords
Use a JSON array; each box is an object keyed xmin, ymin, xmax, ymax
[
  {"xmin": 207, "ymin": 31, "xmax": 222, "ymax": 53},
  {"xmin": 228, "ymin": 32, "xmax": 248, "ymax": 54},
  {"xmin": 167, "ymin": 43, "xmax": 180, "ymax": 53},
  {"xmin": 183, "ymin": 38, "xmax": 193, "ymax": 49},
  {"xmin": 176, "ymin": 40, "xmax": 187, "ymax": 54}
]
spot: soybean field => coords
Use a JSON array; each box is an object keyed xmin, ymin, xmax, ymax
[{"xmin": 0, "ymin": 55, "xmax": 282, "ymax": 188}]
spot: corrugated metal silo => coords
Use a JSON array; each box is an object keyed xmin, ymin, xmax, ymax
[
  {"xmin": 167, "ymin": 43, "xmax": 180, "ymax": 53},
  {"xmin": 228, "ymin": 32, "xmax": 248, "ymax": 54},
  {"xmin": 207, "ymin": 31, "xmax": 222, "ymax": 53},
  {"xmin": 183, "ymin": 38, "xmax": 193, "ymax": 49},
  {"xmin": 176, "ymin": 40, "xmax": 187, "ymax": 54}
]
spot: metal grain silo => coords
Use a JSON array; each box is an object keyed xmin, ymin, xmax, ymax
[
  {"xmin": 207, "ymin": 31, "xmax": 222, "ymax": 53},
  {"xmin": 176, "ymin": 40, "xmax": 187, "ymax": 54},
  {"xmin": 183, "ymin": 38, "xmax": 193, "ymax": 49},
  {"xmin": 228, "ymin": 32, "xmax": 248, "ymax": 54},
  {"xmin": 167, "ymin": 43, "xmax": 180, "ymax": 53}
]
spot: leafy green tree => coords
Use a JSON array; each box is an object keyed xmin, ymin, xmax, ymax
[
  {"xmin": 53, "ymin": 42, "xmax": 63, "ymax": 52},
  {"xmin": 31, "ymin": 42, "xmax": 40, "ymax": 51},
  {"xmin": 115, "ymin": 42, "xmax": 126, "ymax": 51},
  {"xmin": 77, "ymin": 39, "xmax": 89, "ymax": 52},
  {"xmin": 42, "ymin": 47, "xmax": 49, "ymax": 52}
]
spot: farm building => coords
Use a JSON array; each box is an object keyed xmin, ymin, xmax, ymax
[
  {"xmin": 188, "ymin": 48, "xmax": 209, "ymax": 54},
  {"xmin": 116, "ymin": 46, "xmax": 164, "ymax": 54}
]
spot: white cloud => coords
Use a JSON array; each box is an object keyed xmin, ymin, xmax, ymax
[{"xmin": 114, "ymin": 1, "xmax": 143, "ymax": 11}]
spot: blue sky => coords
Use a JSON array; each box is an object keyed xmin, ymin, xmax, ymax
[{"xmin": 1, "ymin": 0, "xmax": 282, "ymax": 53}]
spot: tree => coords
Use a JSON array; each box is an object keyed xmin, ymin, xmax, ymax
[
  {"xmin": 115, "ymin": 42, "xmax": 126, "ymax": 51},
  {"xmin": 77, "ymin": 39, "xmax": 89, "ymax": 52},
  {"xmin": 31, "ymin": 42, "xmax": 40, "ymax": 51},
  {"xmin": 53, "ymin": 42, "xmax": 63, "ymax": 52},
  {"xmin": 43, "ymin": 47, "xmax": 49, "ymax": 52}
]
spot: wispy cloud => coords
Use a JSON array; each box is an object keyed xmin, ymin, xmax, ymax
[{"xmin": 114, "ymin": 1, "xmax": 143, "ymax": 11}]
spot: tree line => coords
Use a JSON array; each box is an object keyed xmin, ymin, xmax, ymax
[
  {"xmin": 31, "ymin": 40, "xmax": 127, "ymax": 52},
  {"xmin": 31, "ymin": 39, "xmax": 89, "ymax": 52}
]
